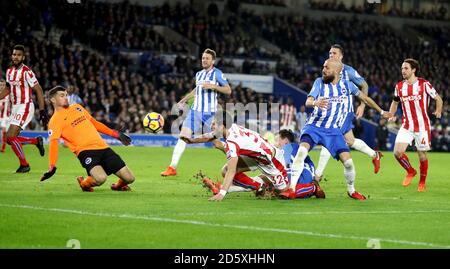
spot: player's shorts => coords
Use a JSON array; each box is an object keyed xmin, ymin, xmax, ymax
[
  {"xmin": 300, "ymin": 124, "xmax": 349, "ymax": 160},
  {"xmin": 77, "ymin": 148, "xmax": 126, "ymax": 176},
  {"xmin": 9, "ymin": 102, "xmax": 34, "ymax": 129},
  {"xmin": 239, "ymin": 148, "xmax": 288, "ymax": 190},
  {"xmin": 182, "ymin": 109, "xmax": 215, "ymax": 135},
  {"xmin": 340, "ymin": 112, "xmax": 355, "ymax": 135},
  {"xmin": 395, "ymin": 127, "xmax": 431, "ymax": 151}
]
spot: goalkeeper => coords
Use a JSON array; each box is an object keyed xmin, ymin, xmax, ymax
[{"xmin": 40, "ymin": 86, "xmax": 135, "ymax": 192}]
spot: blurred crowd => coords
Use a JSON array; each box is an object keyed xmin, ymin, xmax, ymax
[
  {"xmin": 309, "ymin": 0, "xmax": 450, "ymax": 21},
  {"xmin": 0, "ymin": 0, "xmax": 448, "ymax": 151}
]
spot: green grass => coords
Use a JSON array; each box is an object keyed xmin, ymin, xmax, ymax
[{"xmin": 1, "ymin": 145, "xmax": 450, "ymax": 249}]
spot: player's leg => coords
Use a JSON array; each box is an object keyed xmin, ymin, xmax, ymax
[
  {"xmin": 288, "ymin": 141, "xmax": 311, "ymax": 190},
  {"xmin": 417, "ymin": 150, "xmax": 428, "ymax": 192},
  {"xmin": 0, "ymin": 126, "xmax": 6, "ymax": 152},
  {"xmin": 393, "ymin": 128, "xmax": 417, "ymax": 186},
  {"xmin": 77, "ymin": 165, "xmax": 108, "ymax": 192},
  {"xmin": 345, "ymin": 130, "xmax": 382, "ymax": 174},
  {"xmin": 111, "ymin": 166, "xmax": 135, "ymax": 191},
  {"xmin": 161, "ymin": 110, "xmax": 198, "ymax": 176},
  {"xmin": 415, "ymin": 131, "xmax": 431, "ymax": 192},
  {"xmin": 338, "ymin": 151, "xmax": 366, "ymax": 200},
  {"xmin": 314, "ymin": 146, "xmax": 331, "ymax": 181},
  {"xmin": 6, "ymin": 124, "xmax": 30, "ymax": 172}
]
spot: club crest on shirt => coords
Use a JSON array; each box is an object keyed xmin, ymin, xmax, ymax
[
  {"xmin": 85, "ymin": 157, "xmax": 92, "ymax": 165},
  {"xmin": 341, "ymin": 87, "xmax": 347, "ymax": 95},
  {"xmin": 76, "ymin": 107, "xmax": 82, "ymax": 112},
  {"xmin": 48, "ymin": 129, "xmax": 53, "ymax": 136}
]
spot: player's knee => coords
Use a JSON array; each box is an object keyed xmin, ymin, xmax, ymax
[
  {"xmin": 393, "ymin": 149, "xmax": 403, "ymax": 158},
  {"xmin": 94, "ymin": 174, "xmax": 107, "ymax": 185},
  {"xmin": 343, "ymin": 159, "xmax": 354, "ymax": 170},
  {"xmin": 126, "ymin": 173, "xmax": 135, "ymax": 183}
]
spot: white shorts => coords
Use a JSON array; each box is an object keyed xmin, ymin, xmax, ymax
[
  {"xmin": 240, "ymin": 148, "xmax": 288, "ymax": 190},
  {"xmin": 9, "ymin": 103, "xmax": 35, "ymax": 130},
  {"xmin": 0, "ymin": 119, "xmax": 7, "ymax": 129},
  {"xmin": 395, "ymin": 127, "xmax": 431, "ymax": 151}
]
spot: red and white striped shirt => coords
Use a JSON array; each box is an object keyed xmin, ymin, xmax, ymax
[
  {"xmin": 0, "ymin": 94, "xmax": 11, "ymax": 119},
  {"xmin": 5, "ymin": 64, "xmax": 39, "ymax": 105},
  {"xmin": 395, "ymin": 78, "xmax": 437, "ymax": 133},
  {"xmin": 280, "ymin": 104, "xmax": 297, "ymax": 127},
  {"xmin": 225, "ymin": 124, "xmax": 287, "ymax": 177}
]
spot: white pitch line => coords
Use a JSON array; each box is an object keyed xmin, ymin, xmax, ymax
[
  {"xmin": 1, "ymin": 203, "xmax": 450, "ymax": 249},
  {"xmin": 157, "ymin": 209, "xmax": 450, "ymax": 216}
]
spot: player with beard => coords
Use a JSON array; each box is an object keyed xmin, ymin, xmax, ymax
[
  {"xmin": 279, "ymin": 59, "xmax": 393, "ymax": 200},
  {"xmin": 0, "ymin": 45, "xmax": 48, "ymax": 172}
]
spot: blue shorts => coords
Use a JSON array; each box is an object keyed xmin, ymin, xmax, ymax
[
  {"xmin": 300, "ymin": 125, "xmax": 349, "ymax": 160},
  {"xmin": 182, "ymin": 109, "xmax": 215, "ymax": 135},
  {"xmin": 340, "ymin": 112, "xmax": 354, "ymax": 135}
]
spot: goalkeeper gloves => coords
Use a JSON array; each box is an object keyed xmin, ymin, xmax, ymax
[
  {"xmin": 112, "ymin": 130, "xmax": 132, "ymax": 146},
  {"xmin": 40, "ymin": 166, "xmax": 57, "ymax": 181},
  {"xmin": 39, "ymin": 110, "xmax": 49, "ymax": 129}
]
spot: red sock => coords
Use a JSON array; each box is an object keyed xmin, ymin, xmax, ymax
[
  {"xmin": 419, "ymin": 159, "xmax": 428, "ymax": 184},
  {"xmin": 115, "ymin": 179, "xmax": 128, "ymax": 187},
  {"xmin": 295, "ymin": 183, "xmax": 316, "ymax": 198},
  {"xmin": 16, "ymin": 136, "xmax": 38, "ymax": 145},
  {"xmin": 81, "ymin": 176, "xmax": 97, "ymax": 188},
  {"xmin": 1, "ymin": 131, "xmax": 6, "ymax": 151},
  {"xmin": 7, "ymin": 136, "xmax": 28, "ymax": 166},
  {"xmin": 233, "ymin": 172, "xmax": 262, "ymax": 190},
  {"xmin": 395, "ymin": 153, "xmax": 415, "ymax": 173}
]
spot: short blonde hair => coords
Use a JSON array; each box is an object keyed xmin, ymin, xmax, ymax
[{"xmin": 203, "ymin": 48, "xmax": 216, "ymax": 60}]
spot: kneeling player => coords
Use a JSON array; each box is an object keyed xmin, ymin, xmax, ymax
[
  {"xmin": 201, "ymin": 130, "xmax": 324, "ymax": 199},
  {"xmin": 40, "ymin": 86, "xmax": 135, "ymax": 192}
]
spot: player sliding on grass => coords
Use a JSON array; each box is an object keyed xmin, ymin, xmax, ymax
[
  {"xmin": 279, "ymin": 59, "xmax": 393, "ymax": 200},
  {"xmin": 182, "ymin": 115, "xmax": 323, "ymax": 201},
  {"xmin": 40, "ymin": 86, "xmax": 135, "ymax": 192},
  {"xmin": 195, "ymin": 129, "xmax": 325, "ymax": 200}
]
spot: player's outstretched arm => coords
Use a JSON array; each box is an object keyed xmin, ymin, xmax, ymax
[
  {"xmin": 40, "ymin": 139, "xmax": 59, "ymax": 181},
  {"xmin": 89, "ymin": 117, "xmax": 131, "ymax": 146},
  {"xmin": 181, "ymin": 132, "xmax": 216, "ymax": 144},
  {"xmin": 177, "ymin": 88, "xmax": 196, "ymax": 108},
  {"xmin": 209, "ymin": 157, "xmax": 238, "ymax": 202},
  {"xmin": 355, "ymin": 81, "xmax": 369, "ymax": 119},
  {"xmin": 357, "ymin": 91, "xmax": 393, "ymax": 119}
]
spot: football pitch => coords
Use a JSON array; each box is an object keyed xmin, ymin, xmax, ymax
[{"xmin": 1, "ymin": 145, "xmax": 450, "ymax": 249}]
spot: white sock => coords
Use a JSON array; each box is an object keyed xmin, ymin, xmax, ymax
[
  {"xmin": 315, "ymin": 146, "xmax": 331, "ymax": 177},
  {"xmin": 169, "ymin": 139, "xmax": 186, "ymax": 168},
  {"xmin": 289, "ymin": 146, "xmax": 308, "ymax": 190},
  {"xmin": 228, "ymin": 185, "xmax": 252, "ymax": 193},
  {"xmin": 343, "ymin": 159, "xmax": 356, "ymax": 194},
  {"xmin": 351, "ymin": 138, "xmax": 376, "ymax": 158}
]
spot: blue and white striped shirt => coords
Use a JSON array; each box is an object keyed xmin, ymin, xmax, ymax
[
  {"xmin": 306, "ymin": 78, "xmax": 360, "ymax": 129},
  {"xmin": 192, "ymin": 67, "xmax": 228, "ymax": 113},
  {"xmin": 341, "ymin": 64, "xmax": 365, "ymax": 113}
]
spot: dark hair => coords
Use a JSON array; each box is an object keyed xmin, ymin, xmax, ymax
[
  {"xmin": 13, "ymin": 44, "xmax": 25, "ymax": 52},
  {"xmin": 331, "ymin": 44, "xmax": 344, "ymax": 55},
  {"xmin": 48, "ymin": 86, "xmax": 67, "ymax": 99},
  {"xmin": 203, "ymin": 48, "xmax": 216, "ymax": 60},
  {"xmin": 278, "ymin": 129, "xmax": 295, "ymax": 143},
  {"xmin": 403, "ymin": 58, "xmax": 420, "ymax": 74}
]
